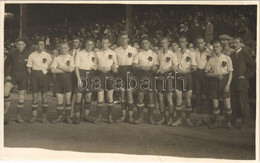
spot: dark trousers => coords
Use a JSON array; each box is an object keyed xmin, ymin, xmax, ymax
[{"xmin": 231, "ymin": 89, "xmax": 250, "ymax": 124}]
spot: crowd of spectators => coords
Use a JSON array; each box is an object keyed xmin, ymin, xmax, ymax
[{"xmin": 4, "ymin": 6, "xmax": 257, "ymax": 58}]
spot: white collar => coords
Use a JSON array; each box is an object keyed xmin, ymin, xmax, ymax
[{"xmin": 236, "ymin": 48, "xmax": 242, "ymax": 54}]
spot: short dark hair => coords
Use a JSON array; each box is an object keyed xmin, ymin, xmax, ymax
[
  {"xmin": 178, "ymin": 36, "xmax": 187, "ymax": 41},
  {"xmin": 101, "ymin": 36, "xmax": 110, "ymax": 43},
  {"xmin": 36, "ymin": 38, "xmax": 45, "ymax": 45},
  {"xmin": 141, "ymin": 36, "xmax": 150, "ymax": 43},
  {"xmin": 233, "ymin": 37, "xmax": 244, "ymax": 44},
  {"xmin": 73, "ymin": 37, "xmax": 81, "ymax": 42},
  {"xmin": 196, "ymin": 37, "xmax": 205, "ymax": 42},
  {"xmin": 85, "ymin": 38, "xmax": 95, "ymax": 44},
  {"xmin": 119, "ymin": 31, "xmax": 128, "ymax": 37},
  {"xmin": 160, "ymin": 37, "xmax": 169, "ymax": 42},
  {"xmin": 60, "ymin": 41, "xmax": 69, "ymax": 47},
  {"xmin": 15, "ymin": 38, "xmax": 26, "ymax": 44},
  {"xmin": 212, "ymin": 40, "xmax": 221, "ymax": 45}
]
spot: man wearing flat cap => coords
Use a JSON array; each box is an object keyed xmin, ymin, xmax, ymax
[{"xmin": 219, "ymin": 34, "xmax": 235, "ymax": 56}]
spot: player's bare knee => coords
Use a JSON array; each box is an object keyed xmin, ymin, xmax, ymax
[
  {"xmin": 97, "ymin": 91, "xmax": 104, "ymax": 103},
  {"xmin": 85, "ymin": 93, "xmax": 92, "ymax": 103},
  {"xmin": 224, "ymin": 98, "xmax": 231, "ymax": 109},
  {"xmin": 4, "ymin": 83, "xmax": 13, "ymax": 96}
]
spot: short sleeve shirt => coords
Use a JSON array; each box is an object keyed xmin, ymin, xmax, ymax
[
  {"xmin": 133, "ymin": 49, "xmax": 159, "ymax": 67},
  {"xmin": 205, "ymin": 53, "xmax": 233, "ymax": 74},
  {"xmin": 75, "ymin": 50, "xmax": 96, "ymax": 70},
  {"xmin": 115, "ymin": 45, "xmax": 137, "ymax": 66},
  {"xmin": 51, "ymin": 54, "xmax": 74, "ymax": 71},
  {"xmin": 194, "ymin": 48, "xmax": 213, "ymax": 69},
  {"xmin": 96, "ymin": 49, "xmax": 118, "ymax": 70},
  {"xmin": 158, "ymin": 50, "xmax": 178, "ymax": 71},
  {"xmin": 175, "ymin": 49, "xmax": 197, "ymax": 72},
  {"xmin": 26, "ymin": 51, "xmax": 52, "ymax": 74}
]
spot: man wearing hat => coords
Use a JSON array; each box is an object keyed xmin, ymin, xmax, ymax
[
  {"xmin": 115, "ymin": 31, "xmax": 137, "ymax": 123},
  {"xmin": 26, "ymin": 39, "xmax": 52, "ymax": 123},
  {"xmin": 219, "ymin": 34, "xmax": 235, "ymax": 56},
  {"xmin": 4, "ymin": 38, "xmax": 30, "ymax": 124},
  {"xmin": 132, "ymin": 36, "xmax": 159, "ymax": 124},
  {"xmin": 230, "ymin": 37, "xmax": 256, "ymax": 129}
]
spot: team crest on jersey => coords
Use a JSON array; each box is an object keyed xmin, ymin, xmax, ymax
[
  {"xmin": 42, "ymin": 58, "xmax": 47, "ymax": 63},
  {"xmin": 108, "ymin": 54, "xmax": 112, "ymax": 60},
  {"xmin": 92, "ymin": 57, "xmax": 95, "ymax": 62},
  {"xmin": 128, "ymin": 53, "xmax": 132, "ymax": 58},
  {"xmin": 66, "ymin": 60, "xmax": 70, "ymax": 66},
  {"xmin": 148, "ymin": 56, "xmax": 153, "ymax": 62},
  {"xmin": 186, "ymin": 56, "xmax": 190, "ymax": 62},
  {"xmin": 222, "ymin": 61, "xmax": 227, "ymax": 67},
  {"xmin": 165, "ymin": 57, "xmax": 171, "ymax": 63},
  {"xmin": 206, "ymin": 55, "xmax": 211, "ymax": 61}
]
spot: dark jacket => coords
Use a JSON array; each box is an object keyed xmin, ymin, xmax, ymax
[
  {"xmin": 4, "ymin": 49, "xmax": 30, "ymax": 76},
  {"xmin": 230, "ymin": 48, "xmax": 256, "ymax": 90}
]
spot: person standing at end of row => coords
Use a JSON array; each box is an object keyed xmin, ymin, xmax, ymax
[
  {"xmin": 51, "ymin": 41, "xmax": 75, "ymax": 124},
  {"xmin": 230, "ymin": 37, "xmax": 256, "ymax": 129},
  {"xmin": 26, "ymin": 39, "xmax": 52, "ymax": 123},
  {"xmin": 4, "ymin": 38, "xmax": 30, "ymax": 124}
]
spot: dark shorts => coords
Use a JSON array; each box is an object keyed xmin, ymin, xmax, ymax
[
  {"xmin": 155, "ymin": 71, "xmax": 175, "ymax": 93},
  {"xmin": 134, "ymin": 69, "xmax": 155, "ymax": 92},
  {"xmin": 6, "ymin": 71, "xmax": 28, "ymax": 90},
  {"xmin": 75, "ymin": 69, "xmax": 95, "ymax": 93},
  {"xmin": 175, "ymin": 72, "xmax": 193, "ymax": 92},
  {"xmin": 71, "ymin": 71, "xmax": 77, "ymax": 89},
  {"xmin": 53, "ymin": 73, "xmax": 73, "ymax": 94},
  {"xmin": 193, "ymin": 69, "xmax": 208, "ymax": 95},
  {"xmin": 31, "ymin": 70, "xmax": 49, "ymax": 93},
  {"xmin": 96, "ymin": 71, "xmax": 114, "ymax": 91},
  {"xmin": 117, "ymin": 66, "xmax": 133, "ymax": 90},
  {"xmin": 208, "ymin": 74, "xmax": 231, "ymax": 99}
]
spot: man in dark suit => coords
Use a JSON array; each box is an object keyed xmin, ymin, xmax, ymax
[{"xmin": 230, "ymin": 37, "xmax": 256, "ymax": 129}]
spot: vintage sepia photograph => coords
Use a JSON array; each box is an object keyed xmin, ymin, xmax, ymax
[{"xmin": 1, "ymin": 1, "xmax": 259, "ymax": 162}]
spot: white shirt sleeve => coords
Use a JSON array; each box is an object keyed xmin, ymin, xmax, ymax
[
  {"xmin": 74, "ymin": 52, "xmax": 80, "ymax": 68},
  {"xmin": 171, "ymin": 52, "xmax": 179, "ymax": 67},
  {"xmin": 153, "ymin": 53, "xmax": 159, "ymax": 66},
  {"xmin": 205, "ymin": 58, "xmax": 212, "ymax": 73},
  {"xmin": 51, "ymin": 57, "xmax": 58, "ymax": 69},
  {"xmin": 190, "ymin": 52, "xmax": 197, "ymax": 66},
  {"xmin": 133, "ymin": 53, "xmax": 140, "ymax": 64},
  {"xmin": 227, "ymin": 56, "xmax": 233, "ymax": 72},
  {"xmin": 112, "ymin": 52, "xmax": 119, "ymax": 68},
  {"xmin": 47, "ymin": 53, "xmax": 53, "ymax": 69},
  {"xmin": 69, "ymin": 56, "xmax": 75, "ymax": 69},
  {"xmin": 26, "ymin": 53, "xmax": 33, "ymax": 68}
]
